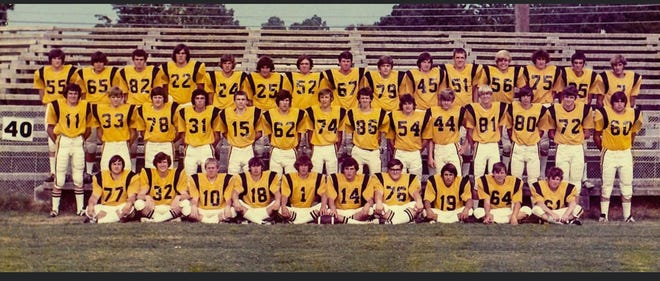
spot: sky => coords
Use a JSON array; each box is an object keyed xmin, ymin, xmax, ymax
[{"xmin": 7, "ymin": 4, "xmax": 395, "ymax": 29}]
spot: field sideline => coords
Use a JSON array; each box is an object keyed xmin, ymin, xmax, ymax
[{"xmin": 0, "ymin": 210, "xmax": 658, "ymax": 272}]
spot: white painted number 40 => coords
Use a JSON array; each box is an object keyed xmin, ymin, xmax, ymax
[{"xmin": 1, "ymin": 117, "xmax": 34, "ymax": 142}]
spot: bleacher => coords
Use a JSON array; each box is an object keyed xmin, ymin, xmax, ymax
[{"xmin": 1, "ymin": 26, "xmax": 659, "ymax": 198}]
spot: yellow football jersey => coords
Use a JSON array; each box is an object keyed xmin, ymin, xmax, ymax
[
  {"xmin": 371, "ymin": 172, "xmax": 421, "ymax": 206},
  {"xmin": 176, "ymin": 106, "xmax": 221, "ymax": 147},
  {"xmin": 594, "ymin": 106, "xmax": 642, "ymax": 151},
  {"xmin": 424, "ymin": 175, "xmax": 472, "ymax": 211},
  {"xmin": 118, "ymin": 65, "xmax": 159, "ymax": 105},
  {"xmin": 244, "ymin": 71, "xmax": 285, "ymax": 110},
  {"xmin": 47, "ymin": 99, "xmax": 92, "ymax": 138},
  {"xmin": 188, "ymin": 173, "xmax": 233, "ymax": 210},
  {"xmin": 545, "ymin": 102, "xmax": 594, "ymax": 145},
  {"xmin": 477, "ymin": 175, "xmax": 523, "ymax": 209},
  {"xmin": 135, "ymin": 102, "xmax": 179, "ymax": 142},
  {"xmin": 155, "ymin": 60, "xmax": 207, "ymax": 104},
  {"xmin": 231, "ymin": 171, "xmax": 280, "ymax": 208},
  {"xmin": 322, "ymin": 173, "xmax": 373, "ymax": 210},
  {"xmin": 530, "ymin": 180, "xmax": 578, "ymax": 209},
  {"xmin": 478, "ymin": 65, "xmax": 526, "ymax": 103},
  {"xmin": 442, "ymin": 63, "xmax": 483, "ymax": 107},
  {"xmin": 559, "ymin": 67, "xmax": 602, "ymax": 103},
  {"xmin": 425, "ymin": 105, "xmax": 464, "ymax": 145},
  {"xmin": 599, "ymin": 70, "xmax": 642, "ymax": 108},
  {"xmin": 363, "ymin": 70, "xmax": 407, "ymax": 111},
  {"xmin": 140, "ymin": 168, "xmax": 189, "ymax": 206},
  {"xmin": 386, "ymin": 109, "xmax": 432, "ymax": 151},
  {"xmin": 33, "ymin": 65, "xmax": 80, "ymax": 104},
  {"xmin": 402, "ymin": 67, "xmax": 447, "ymax": 110},
  {"xmin": 205, "ymin": 70, "xmax": 248, "ymax": 110},
  {"xmin": 505, "ymin": 102, "xmax": 548, "ymax": 145},
  {"xmin": 344, "ymin": 107, "xmax": 390, "ymax": 150},
  {"xmin": 281, "ymin": 172, "xmax": 325, "ymax": 208},
  {"xmin": 92, "ymin": 103, "xmax": 138, "ymax": 142},
  {"xmin": 77, "ymin": 67, "xmax": 122, "ymax": 105},
  {"xmin": 283, "ymin": 71, "xmax": 326, "ymax": 109},
  {"xmin": 218, "ymin": 106, "xmax": 262, "ymax": 148},
  {"xmin": 305, "ymin": 105, "xmax": 347, "ymax": 146},
  {"xmin": 522, "ymin": 65, "xmax": 562, "ymax": 104},
  {"xmin": 92, "ymin": 170, "xmax": 140, "ymax": 206},
  {"xmin": 324, "ymin": 67, "xmax": 366, "ymax": 109},
  {"xmin": 464, "ymin": 102, "xmax": 508, "ymax": 143},
  {"xmin": 259, "ymin": 108, "xmax": 308, "ymax": 150}
]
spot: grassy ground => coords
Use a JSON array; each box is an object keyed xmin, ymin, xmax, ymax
[{"xmin": 0, "ymin": 191, "xmax": 658, "ymax": 272}]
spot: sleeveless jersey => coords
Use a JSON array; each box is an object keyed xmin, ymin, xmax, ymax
[
  {"xmin": 372, "ymin": 173, "xmax": 421, "ymax": 206},
  {"xmin": 363, "ymin": 70, "xmax": 407, "ymax": 111},
  {"xmin": 140, "ymin": 168, "xmax": 188, "ymax": 205},
  {"xmin": 177, "ymin": 106, "xmax": 221, "ymax": 147},
  {"xmin": 344, "ymin": 107, "xmax": 389, "ymax": 150},
  {"xmin": 218, "ymin": 106, "xmax": 262, "ymax": 148},
  {"xmin": 205, "ymin": 70, "xmax": 248, "ymax": 109},
  {"xmin": 477, "ymin": 175, "xmax": 523, "ymax": 209},
  {"xmin": 324, "ymin": 67, "xmax": 366, "ymax": 109},
  {"xmin": 594, "ymin": 106, "xmax": 642, "ymax": 151},
  {"xmin": 47, "ymin": 99, "xmax": 92, "ymax": 138},
  {"xmin": 189, "ymin": 173, "xmax": 233, "ymax": 209},
  {"xmin": 464, "ymin": 102, "xmax": 508, "ymax": 143},
  {"xmin": 530, "ymin": 180, "xmax": 578, "ymax": 210},
  {"xmin": 34, "ymin": 65, "xmax": 79, "ymax": 104},
  {"xmin": 118, "ymin": 65, "xmax": 159, "ymax": 105},
  {"xmin": 281, "ymin": 172, "xmax": 325, "ymax": 208},
  {"xmin": 231, "ymin": 171, "xmax": 280, "ymax": 208},
  {"xmin": 135, "ymin": 102, "xmax": 179, "ymax": 142},
  {"xmin": 92, "ymin": 170, "xmax": 139, "ymax": 206},
  {"xmin": 283, "ymin": 71, "xmax": 325, "ymax": 109},
  {"xmin": 425, "ymin": 105, "xmax": 464, "ymax": 145},
  {"xmin": 305, "ymin": 105, "xmax": 347, "ymax": 146},
  {"xmin": 424, "ymin": 175, "xmax": 472, "ymax": 211},
  {"xmin": 156, "ymin": 60, "xmax": 206, "ymax": 104}
]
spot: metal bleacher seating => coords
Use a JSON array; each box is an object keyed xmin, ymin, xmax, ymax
[{"xmin": 1, "ymin": 27, "xmax": 658, "ymax": 200}]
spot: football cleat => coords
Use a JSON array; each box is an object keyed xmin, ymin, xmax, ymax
[
  {"xmin": 568, "ymin": 219, "xmax": 582, "ymax": 225},
  {"xmin": 83, "ymin": 215, "xmax": 97, "ymax": 224},
  {"xmin": 625, "ymin": 216, "xmax": 636, "ymax": 223},
  {"xmin": 49, "ymin": 210, "xmax": 59, "ymax": 217},
  {"xmin": 317, "ymin": 215, "xmax": 335, "ymax": 224},
  {"xmin": 582, "ymin": 181, "xmax": 595, "ymax": 189},
  {"xmin": 76, "ymin": 209, "xmax": 87, "ymax": 216},
  {"xmin": 598, "ymin": 214, "xmax": 608, "ymax": 223}
]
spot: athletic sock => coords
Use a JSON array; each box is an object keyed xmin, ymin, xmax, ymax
[{"xmin": 622, "ymin": 201, "xmax": 632, "ymax": 219}]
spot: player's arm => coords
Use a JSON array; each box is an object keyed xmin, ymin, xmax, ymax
[
  {"xmin": 427, "ymin": 142, "xmax": 435, "ymax": 169},
  {"xmin": 510, "ymin": 201, "xmax": 522, "ymax": 225},
  {"xmin": 593, "ymin": 130, "xmax": 602, "ymax": 151},
  {"xmin": 86, "ymin": 180, "xmax": 102, "ymax": 218}
]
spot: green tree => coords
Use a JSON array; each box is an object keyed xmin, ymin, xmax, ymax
[
  {"xmin": 262, "ymin": 16, "xmax": 286, "ymax": 30},
  {"xmin": 102, "ymin": 4, "xmax": 241, "ymax": 28},
  {"xmin": 289, "ymin": 14, "xmax": 329, "ymax": 30},
  {"xmin": 0, "ymin": 4, "xmax": 14, "ymax": 26}
]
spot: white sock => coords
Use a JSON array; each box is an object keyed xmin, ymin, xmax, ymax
[
  {"xmin": 50, "ymin": 157, "xmax": 56, "ymax": 175},
  {"xmin": 600, "ymin": 200, "xmax": 610, "ymax": 218},
  {"xmin": 86, "ymin": 162, "xmax": 95, "ymax": 174},
  {"xmin": 75, "ymin": 194, "xmax": 85, "ymax": 213},
  {"xmin": 52, "ymin": 197, "xmax": 60, "ymax": 211},
  {"xmin": 131, "ymin": 159, "xmax": 137, "ymax": 173},
  {"xmin": 622, "ymin": 201, "xmax": 632, "ymax": 219}
]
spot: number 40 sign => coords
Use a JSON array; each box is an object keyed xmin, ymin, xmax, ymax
[{"xmin": 1, "ymin": 116, "xmax": 34, "ymax": 142}]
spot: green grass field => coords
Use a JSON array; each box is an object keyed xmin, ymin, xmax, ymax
[{"xmin": 1, "ymin": 191, "xmax": 658, "ymax": 272}]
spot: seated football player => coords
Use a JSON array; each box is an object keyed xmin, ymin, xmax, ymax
[
  {"xmin": 86, "ymin": 155, "xmax": 139, "ymax": 223},
  {"xmin": 319, "ymin": 156, "xmax": 376, "ymax": 224},
  {"xmin": 372, "ymin": 158, "xmax": 424, "ymax": 224},
  {"xmin": 134, "ymin": 152, "xmax": 191, "ymax": 222},
  {"xmin": 423, "ymin": 163, "xmax": 475, "ymax": 223},
  {"xmin": 279, "ymin": 155, "xmax": 324, "ymax": 224},
  {"xmin": 229, "ymin": 157, "xmax": 281, "ymax": 224},
  {"xmin": 188, "ymin": 158, "xmax": 237, "ymax": 224},
  {"xmin": 473, "ymin": 162, "xmax": 532, "ymax": 225},
  {"xmin": 530, "ymin": 166, "xmax": 583, "ymax": 225}
]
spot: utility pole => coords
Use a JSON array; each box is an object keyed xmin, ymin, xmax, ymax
[{"xmin": 515, "ymin": 4, "xmax": 530, "ymax": 32}]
